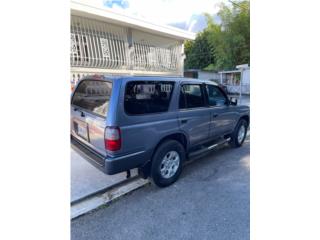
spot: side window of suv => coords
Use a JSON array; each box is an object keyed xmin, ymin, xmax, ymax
[
  {"xmin": 206, "ymin": 85, "xmax": 228, "ymax": 106},
  {"xmin": 124, "ymin": 81, "xmax": 174, "ymax": 115},
  {"xmin": 179, "ymin": 84, "xmax": 205, "ymax": 109}
]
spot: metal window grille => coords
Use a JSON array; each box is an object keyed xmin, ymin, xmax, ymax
[
  {"xmin": 71, "ymin": 15, "xmax": 183, "ymax": 75},
  {"xmin": 71, "ymin": 15, "xmax": 129, "ymax": 69}
]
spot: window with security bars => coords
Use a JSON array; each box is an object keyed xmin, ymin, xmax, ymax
[
  {"xmin": 132, "ymin": 43, "xmax": 179, "ymax": 71},
  {"xmin": 71, "ymin": 33, "xmax": 89, "ymax": 63},
  {"xmin": 70, "ymin": 31, "xmax": 127, "ymax": 68},
  {"xmin": 70, "ymin": 15, "xmax": 183, "ymax": 74}
]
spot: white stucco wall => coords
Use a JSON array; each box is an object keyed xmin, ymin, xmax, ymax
[
  {"xmin": 198, "ymin": 71, "xmax": 220, "ymax": 81},
  {"xmin": 242, "ymin": 69, "xmax": 250, "ymax": 85}
]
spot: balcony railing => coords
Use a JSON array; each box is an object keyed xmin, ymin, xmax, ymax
[{"xmin": 71, "ymin": 15, "xmax": 183, "ymax": 75}]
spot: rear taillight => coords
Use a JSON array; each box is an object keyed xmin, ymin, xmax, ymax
[{"xmin": 104, "ymin": 127, "xmax": 121, "ymax": 151}]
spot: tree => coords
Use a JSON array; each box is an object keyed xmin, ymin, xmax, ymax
[
  {"xmin": 184, "ymin": 0, "xmax": 250, "ymax": 71},
  {"xmin": 184, "ymin": 29, "xmax": 214, "ymax": 70}
]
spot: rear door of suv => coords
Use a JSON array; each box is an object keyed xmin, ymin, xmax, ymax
[
  {"xmin": 71, "ymin": 78, "xmax": 112, "ymax": 157},
  {"xmin": 178, "ymin": 82, "xmax": 211, "ymax": 146},
  {"xmin": 118, "ymin": 79, "xmax": 178, "ymax": 157}
]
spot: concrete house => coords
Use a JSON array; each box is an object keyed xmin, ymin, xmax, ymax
[{"xmin": 70, "ymin": 0, "xmax": 195, "ymax": 89}]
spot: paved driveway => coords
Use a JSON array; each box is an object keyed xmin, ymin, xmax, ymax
[{"xmin": 72, "ymin": 138, "xmax": 250, "ymax": 240}]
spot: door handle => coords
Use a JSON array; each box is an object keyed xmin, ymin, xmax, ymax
[{"xmin": 181, "ymin": 119, "xmax": 188, "ymax": 124}]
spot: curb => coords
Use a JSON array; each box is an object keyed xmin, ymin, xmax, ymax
[
  {"xmin": 71, "ymin": 177, "xmax": 149, "ymax": 220},
  {"xmin": 71, "ymin": 173, "xmax": 138, "ymax": 205}
]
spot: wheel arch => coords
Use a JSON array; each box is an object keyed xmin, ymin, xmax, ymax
[
  {"xmin": 155, "ymin": 132, "xmax": 189, "ymax": 152},
  {"xmin": 240, "ymin": 114, "xmax": 250, "ymax": 125},
  {"xmin": 138, "ymin": 132, "xmax": 188, "ymax": 179}
]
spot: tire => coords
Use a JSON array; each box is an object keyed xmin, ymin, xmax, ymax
[
  {"xmin": 229, "ymin": 119, "xmax": 248, "ymax": 148},
  {"xmin": 150, "ymin": 140, "xmax": 185, "ymax": 187}
]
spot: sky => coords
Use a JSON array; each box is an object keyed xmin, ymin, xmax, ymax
[{"xmin": 102, "ymin": 0, "xmax": 229, "ymax": 32}]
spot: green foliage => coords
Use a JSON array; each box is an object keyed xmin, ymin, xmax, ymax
[
  {"xmin": 184, "ymin": 29, "xmax": 214, "ymax": 70},
  {"xmin": 184, "ymin": 0, "xmax": 250, "ymax": 71},
  {"xmin": 203, "ymin": 63, "xmax": 216, "ymax": 71}
]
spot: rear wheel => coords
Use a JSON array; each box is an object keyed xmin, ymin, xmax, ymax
[
  {"xmin": 150, "ymin": 140, "xmax": 185, "ymax": 187},
  {"xmin": 229, "ymin": 119, "xmax": 248, "ymax": 148}
]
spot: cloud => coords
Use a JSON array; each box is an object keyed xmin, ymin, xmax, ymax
[
  {"xmin": 103, "ymin": 0, "xmax": 129, "ymax": 9},
  {"xmin": 103, "ymin": 0, "xmax": 224, "ymax": 25},
  {"xmin": 169, "ymin": 13, "xmax": 220, "ymax": 33}
]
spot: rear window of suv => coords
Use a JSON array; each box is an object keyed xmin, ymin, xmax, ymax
[
  {"xmin": 71, "ymin": 80, "xmax": 112, "ymax": 117},
  {"xmin": 124, "ymin": 81, "xmax": 175, "ymax": 115},
  {"xmin": 179, "ymin": 84, "xmax": 205, "ymax": 109}
]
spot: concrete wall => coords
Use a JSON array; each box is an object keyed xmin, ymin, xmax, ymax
[
  {"xmin": 242, "ymin": 69, "xmax": 250, "ymax": 85},
  {"xmin": 198, "ymin": 71, "xmax": 220, "ymax": 81}
]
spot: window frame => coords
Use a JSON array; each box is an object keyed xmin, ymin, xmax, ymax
[
  {"xmin": 123, "ymin": 80, "xmax": 176, "ymax": 116},
  {"xmin": 179, "ymin": 83, "xmax": 207, "ymax": 110},
  {"xmin": 204, "ymin": 84, "xmax": 230, "ymax": 108}
]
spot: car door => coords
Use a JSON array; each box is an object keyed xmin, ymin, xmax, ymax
[
  {"xmin": 205, "ymin": 84, "xmax": 238, "ymax": 138},
  {"xmin": 178, "ymin": 83, "xmax": 211, "ymax": 146}
]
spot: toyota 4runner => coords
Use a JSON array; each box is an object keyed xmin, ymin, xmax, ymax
[{"xmin": 71, "ymin": 75, "xmax": 249, "ymax": 187}]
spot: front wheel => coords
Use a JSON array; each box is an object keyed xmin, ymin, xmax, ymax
[
  {"xmin": 229, "ymin": 119, "xmax": 248, "ymax": 148},
  {"xmin": 150, "ymin": 140, "xmax": 185, "ymax": 187}
]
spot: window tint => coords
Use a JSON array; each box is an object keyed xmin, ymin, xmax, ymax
[
  {"xmin": 124, "ymin": 81, "xmax": 174, "ymax": 115},
  {"xmin": 71, "ymin": 80, "xmax": 112, "ymax": 117},
  {"xmin": 206, "ymin": 85, "xmax": 227, "ymax": 106},
  {"xmin": 179, "ymin": 84, "xmax": 205, "ymax": 109}
]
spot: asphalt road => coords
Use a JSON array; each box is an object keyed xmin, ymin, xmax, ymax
[{"xmin": 71, "ymin": 139, "xmax": 250, "ymax": 240}]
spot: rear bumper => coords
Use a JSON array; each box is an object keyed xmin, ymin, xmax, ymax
[{"xmin": 71, "ymin": 136, "xmax": 147, "ymax": 174}]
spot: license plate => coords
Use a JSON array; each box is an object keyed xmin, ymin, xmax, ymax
[{"xmin": 74, "ymin": 120, "xmax": 89, "ymax": 141}]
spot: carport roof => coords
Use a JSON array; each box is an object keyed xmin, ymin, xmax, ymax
[{"xmin": 71, "ymin": 0, "xmax": 196, "ymax": 41}]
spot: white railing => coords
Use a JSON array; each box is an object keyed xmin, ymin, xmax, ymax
[
  {"xmin": 71, "ymin": 15, "xmax": 129, "ymax": 70},
  {"xmin": 71, "ymin": 15, "xmax": 182, "ymax": 75}
]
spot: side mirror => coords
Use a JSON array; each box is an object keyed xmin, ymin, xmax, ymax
[{"xmin": 229, "ymin": 97, "xmax": 238, "ymax": 106}]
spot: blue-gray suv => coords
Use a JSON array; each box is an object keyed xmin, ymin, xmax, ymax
[{"xmin": 71, "ymin": 75, "xmax": 249, "ymax": 187}]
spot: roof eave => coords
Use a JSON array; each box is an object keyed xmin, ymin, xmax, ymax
[{"xmin": 71, "ymin": 0, "xmax": 196, "ymax": 41}]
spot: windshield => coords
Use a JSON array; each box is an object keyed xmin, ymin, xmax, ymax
[{"xmin": 71, "ymin": 80, "xmax": 112, "ymax": 117}]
